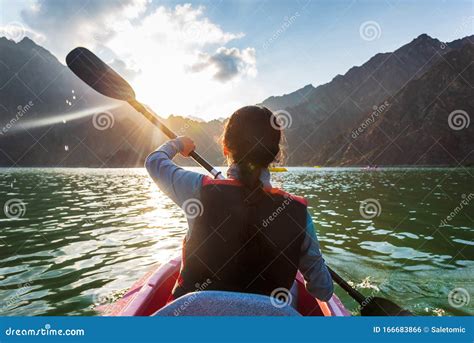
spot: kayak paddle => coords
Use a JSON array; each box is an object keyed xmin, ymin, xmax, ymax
[
  {"xmin": 65, "ymin": 47, "xmax": 223, "ymax": 180},
  {"xmin": 66, "ymin": 47, "xmax": 411, "ymax": 316},
  {"xmin": 328, "ymin": 267, "xmax": 412, "ymax": 316}
]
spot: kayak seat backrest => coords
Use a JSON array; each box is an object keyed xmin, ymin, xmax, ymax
[{"xmin": 153, "ymin": 291, "xmax": 301, "ymax": 316}]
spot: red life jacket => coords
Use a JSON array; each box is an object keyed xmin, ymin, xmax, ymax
[{"xmin": 172, "ymin": 176, "xmax": 308, "ymax": 299}]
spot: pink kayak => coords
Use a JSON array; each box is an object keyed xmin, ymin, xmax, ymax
[{"xmin": 100, "ymin": 256, "xmax": 351, "ymax": 316}]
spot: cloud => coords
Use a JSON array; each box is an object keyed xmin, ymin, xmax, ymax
[
  {"xmin": 20, "ymin": 1, "xmax": 242, "ymax": 57},
  {"xmin": 0, "ymin": 22, "xmax": 45, "ymax": 43},
  {"xmin": 109, "ymin": 58, "xmax": 141, "ymax": 80},
  {"xmin": 105, "ymin": 3, "xmax": 244, "ymax": 52},
  {"xmin": 21, "ymin": 0, "xmax": 148, "ymax": 57},
  {"xmin": 17, "ymin": 1, "xmax": 257, "ymax": 118},
  {"xmin": 189, "ymin": 47, "xmax": 257, "ymax": 82}
]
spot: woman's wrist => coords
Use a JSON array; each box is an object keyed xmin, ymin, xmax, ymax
[
  {"xmin": 153, "ymin": 139, "xmax": 181, "ymax": 160},
  {"xmin": 172, "ymin": 138, "xmax": 185, "ymax": 153}
]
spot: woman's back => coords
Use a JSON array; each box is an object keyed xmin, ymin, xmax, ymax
[
  {"xmin": 145, "ymin": 106, "xmax": 334, "ymax": 302},
  {"xmin": 173, "ymin": 177, "xmax": 308, "ymax": 298}
]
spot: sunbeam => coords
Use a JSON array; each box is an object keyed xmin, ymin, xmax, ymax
[{"xmin": 9, "ymin": 104, "xmax": 120, "ymax": 133}]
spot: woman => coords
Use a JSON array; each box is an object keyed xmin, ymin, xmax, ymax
[{"xmin": 146, "ymin": 106, "xmax": 333, "ymax": 302}]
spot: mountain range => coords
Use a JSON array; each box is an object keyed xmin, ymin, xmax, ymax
[{"xmin": 0, "ymin": 34, "xmax": 472, "ymax": 167}]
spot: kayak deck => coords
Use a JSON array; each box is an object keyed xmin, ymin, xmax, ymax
[{"xmin": 100, "ymin": 256, "xmax": 350, "ymax": 316}]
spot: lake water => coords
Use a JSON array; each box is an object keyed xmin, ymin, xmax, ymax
[{"xmin": 0, "ymin": 167, "xmax": 472, "ymax": 316}]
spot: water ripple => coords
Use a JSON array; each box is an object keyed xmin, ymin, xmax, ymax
[{"xmin": 0, "ymin": 167, "xmax": 472, "ymax": 316}]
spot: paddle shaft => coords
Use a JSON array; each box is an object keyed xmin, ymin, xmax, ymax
[
  {"xmin": 129, "ymin": 100, "xmax": 224, "ymax": 180},
  {"xmin": 327, "ymin": 266, "xmax": 366, "ymax": 304}
]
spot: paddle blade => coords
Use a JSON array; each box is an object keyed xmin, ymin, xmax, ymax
[
  {"xmin": 361, "ymin": 297, "xmax": 412, "ymax": 316},
  {"xmin": 66, "ymin": 47, "xmax": 135, "ymax": 101}
]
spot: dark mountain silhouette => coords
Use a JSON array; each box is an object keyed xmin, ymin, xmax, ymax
[
  {"xmin": 0, "ymin": 34, "xmax": 472, "ymax": 167},
  {"xmin": 0, "ymin": 37, "xmax": 105, "ymax": 114},
  {"xmin": 261, "ymin": 33, "xmax": 473, "ymax": 165},
  {"xmin": 260, "ymin": 84, "xmax": 315, "ymax": 111},
  {"xmin": 0, "ymin": 37, "xmax": 224, "ymax": 167},
  {"xmin": 326, "ymin": 43, "xmax": 474, "ymax": 166}
]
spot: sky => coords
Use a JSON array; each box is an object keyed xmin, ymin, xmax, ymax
[{"xmin": 0, "ymin": 0, "xmax": 473, "ymax": 120}]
